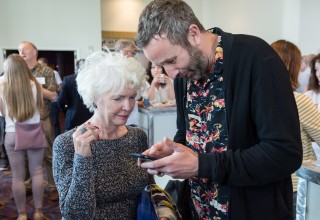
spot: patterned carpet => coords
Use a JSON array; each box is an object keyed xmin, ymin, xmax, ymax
[{"xmin": 0, "ymin": 165, "xmax": 62, "ymax": 220}]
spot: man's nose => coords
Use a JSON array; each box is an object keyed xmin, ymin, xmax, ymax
[{"xmin": 164, "ymin": 67, "xmax": 179, "ymax": 79}]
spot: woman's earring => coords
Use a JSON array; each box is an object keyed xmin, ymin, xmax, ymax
[{"xmin": 93, "ymin": 103, "xmax": 97, "ymax": 109}]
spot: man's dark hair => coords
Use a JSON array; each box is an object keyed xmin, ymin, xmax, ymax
[{"xmin": 135, "ymin": 0, "xmax": 205, "ymax": 49}]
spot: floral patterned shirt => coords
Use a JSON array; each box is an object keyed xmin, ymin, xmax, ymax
[{"xmin": 186, "ymin": 28, "xmax": 229, "ymax": 219}]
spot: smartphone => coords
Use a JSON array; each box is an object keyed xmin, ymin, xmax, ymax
[{"xmin": 130, "ymin": 153, "xmax": 158, "ymax": 161}]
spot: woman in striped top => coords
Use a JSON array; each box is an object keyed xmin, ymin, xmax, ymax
[{"xmin": 271, "ymin": 39, "xmax": 320, "ymax": 216}]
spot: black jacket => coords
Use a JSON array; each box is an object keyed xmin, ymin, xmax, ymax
[
  {"xmin": 57, "ymin": 74, "xmax": 93, "ymax": 131},
  {"xmin": 174, "ymin": 29, "xmax": 302, "ymax": 220}
]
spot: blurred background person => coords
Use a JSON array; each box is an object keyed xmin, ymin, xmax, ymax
[
  {"xmin": 146, "ymin": 61, "xmax": 175, "ymax": 105},
  {"xmin": 0, "ymin": 54, "xmax": 45, "ymax": 220},
  {"xmin": 101, "ymin": 40, "xmax": 108, "ymax": 52},
  {"xmin": 57, "ymin": 59, "xmax": 93, "ymax": 131},
  {"xmin": 271, "ymin": 39, "xmax": 320, "ymax": 218},
  {"xmin": 296, "ymin": 54, "xmax": 316, "ymax": 93},
  {"xmin": 305, "ymin": 54, "xmax": 320, "ymax": 111},
  {"xmin": 114, "ymin": 39, "xmax": 141, "ymax": 127},
  {"xmin": 38, "ymin": 57, "xmax": 62, "ymax": 138},
  {"xmin": 0, "ymin": 70, "xmax": 8, "ymax": 171},
  {"xmin": 0, "ymin": 113, "xmax": 8, "ymax": 171},
  {"xmin": 114, "ymin": 39, "xmax": 137, "ymax": 58},
  {"xmin": 53, "ymin": 52, "xmax": 176, "ymax": 219},
  {"xmin": 18, "ymin": 41, "xmax": 58, "ymax": 202}
]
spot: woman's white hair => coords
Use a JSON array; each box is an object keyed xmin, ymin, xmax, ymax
[{"xmin": 76, "ymin": 51, "xmax": 147, "ymax": 112}]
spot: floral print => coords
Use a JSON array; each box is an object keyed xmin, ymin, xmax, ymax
[{"xmin": 186, "ymin": 28, "xmax": 229, "ymax": 219}]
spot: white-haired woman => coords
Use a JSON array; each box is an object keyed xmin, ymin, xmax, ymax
[{"xmin": 52, "ymin": 52, "xmax": 177, "ymax": 220}]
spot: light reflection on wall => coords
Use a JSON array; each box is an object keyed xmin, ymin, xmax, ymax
[{"xmin": 101, "ymin": 0, "xmax": 146, "ymax": 32}]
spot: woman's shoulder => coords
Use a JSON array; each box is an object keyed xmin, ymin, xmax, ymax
[
  {"xmin": 126, "ymin": 126, "xmax": 148, "ymax": 151},
  {"xmin": 294, "ymin": 92, "xmax": 314, "ymax": 106},
  {"xmin": 304, "ymin": 90, "xmax": 316, "ymax": 96},
  {"xmin": 304, "ymin": 90, "xmax": 320, "ymax": 100},
  {"xmin": 127, "ymin": 126, "xmax": 147, "ymax": 138},
  {"xmin": 126, "ymin": 126, "xmax": 147, "ymax": 144},
  {"xmin": 53, "ymin": 128, "xmax": 76, "ymax": 151}
]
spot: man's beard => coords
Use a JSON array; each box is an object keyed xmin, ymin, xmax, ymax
[{"xmin": 185, "ymin": 46, "xmax": 211, "ymax": 82}]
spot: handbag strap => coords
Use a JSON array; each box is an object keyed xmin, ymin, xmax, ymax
[{"xmin": 145, "ymin": 184, "xmax": 182, "ymax": 220}]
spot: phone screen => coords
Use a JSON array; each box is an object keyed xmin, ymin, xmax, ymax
[{"xmin": 130, "ymin": 153, "xmax": 157, "ymax": 161}]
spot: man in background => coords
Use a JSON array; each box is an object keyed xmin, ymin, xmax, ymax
[
  {"xmin": 18, "ymin": 41, "xmax": 58, "ymax": 201},
  {"xmin": 114, "ymin": 39, "xmax": 140, "ymax": 127},
  {"xmin": 57, "ymin": 59, "xmax": 93, "ymax": 131},
  {"xmin": 114, "ymin": 39, "xmax": 137, "ymax": 57},
  {"xmin": 38, "ymin": 57, "xmax": 63, "ymax": 138}
]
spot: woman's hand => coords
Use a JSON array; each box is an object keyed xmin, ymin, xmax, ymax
[
  {"xmin": 161, "ymin": 75, "xmax": 170, "ymax": 84},
  {"xmin": 151, "ymin": 74, "xmax": 161, "ymax": 86},
  {"xmin": 151, "ymin": 74, "xmax": 170, "ymax": 88},
  {"xmin": 72, "ymin": 123, "xmax": 99, "ymax": 157}
]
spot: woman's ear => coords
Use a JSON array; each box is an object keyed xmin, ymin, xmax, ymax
[{"xmin": 187, "ymin": 24, "xmax": 201, "ymax": 47}]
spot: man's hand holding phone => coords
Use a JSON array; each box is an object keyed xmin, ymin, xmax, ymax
[
  {"xmin": 138, "ymin": 137, "xmax": 199, "ymax": 179},
  {"xmin": 130, "ymin": 153, "xmax": 158, "ymax": 161}
]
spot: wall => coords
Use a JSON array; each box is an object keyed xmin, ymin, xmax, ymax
[
  {"xmin": 101, "ymin": 0, "xmax": 146, "ymax": 32},
  {"xmin": 0, "ymin": 0, "xmax": 101, "ymax": 73},
  {"xmin": 100, "ymin": 0, "xmax": 202, "ymax": 33},
  {"xmin": 299, "ymin": 0, "xmax": 320, "ymax": 54},
  {"xmin": 202, "ymin": 0, "xmax": 284, "ymax": 43},
  {"xmin": 101, "ymin": 0, "xmax": 320, "ymax": 54},
  {"xmin": 1, "ymin": 0, "xmax": 319, "ymax": 73},
  {"xmin": 203, "ymin": 0, "xmax": 320, "ymax": 54}
]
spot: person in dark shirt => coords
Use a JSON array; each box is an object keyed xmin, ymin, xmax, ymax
[
  {"xmin": 57, "ymin": 59, "xmax": 93, "ymax": 131},
  {"xmin": 0, "ymin": 71, "xmax": 9, "ymax": 171}
]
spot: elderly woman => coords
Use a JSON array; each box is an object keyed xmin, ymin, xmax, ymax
[{"xmin": 52, "ymin": 52, "xmax": 177, "ymax": 220}]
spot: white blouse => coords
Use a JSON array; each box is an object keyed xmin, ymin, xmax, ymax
[{"xmin": 304, "ymin": 90, "xmax": 320, "ymax": 111}]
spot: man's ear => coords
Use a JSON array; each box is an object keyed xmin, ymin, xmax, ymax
[{"xmin": 187, "ymin": 24, "xmax": 201, "ymax": 47}]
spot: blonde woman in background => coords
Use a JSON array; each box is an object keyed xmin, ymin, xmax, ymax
[{"xmin": 0, "ymin": 54, "xmax": 45, "ymax": 220}]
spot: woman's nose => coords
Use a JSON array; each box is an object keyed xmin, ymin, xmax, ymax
[{"xmin": 123, "ymin": 99, "xmax": 134, "ymax": 111}]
